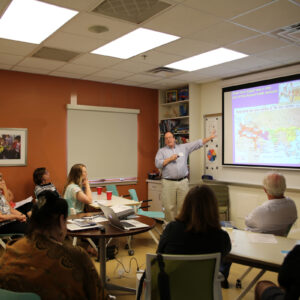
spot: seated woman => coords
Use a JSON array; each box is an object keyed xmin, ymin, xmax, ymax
[
  {"xmin": 0, "ymin": 179, "xmax": 27, "ymax": 234},
  {"xmin": 33, "ymin": 167, "xmax": 59, "ymax": 199},
  {"xmin": 0, "ymin": 191, "xmax": 107, "ymax": 300},
  {"xmin": 63, "ymin": 163, "xmax": 92, "ymax": 215},
  {"xmin": 157, "ymin": 185, "xmax": 231, "ymax": 285}
]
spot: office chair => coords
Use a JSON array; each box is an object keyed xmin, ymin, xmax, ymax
[
  {"xmin": 144, "ymin": 253, "xmax": 223, "ymax": 300},
  {"xmin": 235, "ymin": 222, "xmax": 295, "ymax": 290},
  {"xmin": 205, "ymin": 183, "xmax": 230, "ymax": 221},
  {"xmin": 0, "ymin": 288, "xmax": 41, "ymax": 300},
  {"xmin": 0, "ymin": 233, "xmax": 24, "ymax": 249},
  {"xmin": 128, "ymin": 188, "xmax": 165, "ymax": 244}
]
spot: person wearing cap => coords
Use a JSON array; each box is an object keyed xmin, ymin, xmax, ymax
[{"xmin": 155, "ymin": 130, "xmax": 216, "ymax": 222}]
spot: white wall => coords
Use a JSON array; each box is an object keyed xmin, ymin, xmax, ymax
[{"xmin": 196, "ymin": 67, "xmax": 300, "ymax": 238}]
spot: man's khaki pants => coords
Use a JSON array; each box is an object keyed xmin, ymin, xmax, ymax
[{"xmin": 161, "ymin": 178, "xmax": 189, "ymax": 222}]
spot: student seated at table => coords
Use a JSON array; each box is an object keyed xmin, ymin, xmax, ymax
[
  {"xmin": 33, "ymin": 167, "xmax": 59, "ymax": 199},
  {"xmin": 157, "ymin": 184, "xmax": 231, "ymax": 264},
  {"xmin": 255, "ymin": 244, "xmax": 300, "ymax": 300},
  {"xmin": 0, "ymin": 178, "xmax": 27, "ymax": 235},
  {"xmin": 221, "ymin": 172, "xmax": 298, "ymax": 288},
  {"xmin": 0, "ymin": 191, "xmax": 108, "ymax": 300},
  {"xmin": 63, "ymin": 163, "xmax": 92, "ymax": 215}
]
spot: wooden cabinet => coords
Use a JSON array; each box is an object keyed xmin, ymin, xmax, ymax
[{"xmin": 147, "ymin": 180, "xmax": 163, "ymax": 212}]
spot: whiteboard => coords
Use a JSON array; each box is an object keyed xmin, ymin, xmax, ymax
[
  {"xmin": 67, "ymin": 104, "xmax": 139, "ymax": 181},
  {"xmin": 204, "ymin": 113, "xmax": 300, "ymax": 189}
]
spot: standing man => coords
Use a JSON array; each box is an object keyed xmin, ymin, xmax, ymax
[{"xmin": 155, "ymin": 131, "xmax": 216, "ymax": 222}]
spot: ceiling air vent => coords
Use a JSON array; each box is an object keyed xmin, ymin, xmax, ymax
[
  {"xmin": 271, "ymin": 22, "xmax": 300, "ymax": 44},
  {"xmin": 147, "ymin": 66, "xmax": 185, "ymax": 77},
  {"xmin": 32, "ymin": 47, "xmax": 80, "ymax": 62},
  {"xmin": 92, "ymin": 0, "xmax": 171, "ymax": 24}
]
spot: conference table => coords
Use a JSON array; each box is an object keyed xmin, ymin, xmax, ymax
[
  {"xmin": 224, "ymin": 228, "xmax": 300, "ymax": 300},
  {"xmin": 68, "ymin": 212, "xmax": 156, "ymax": 293}
]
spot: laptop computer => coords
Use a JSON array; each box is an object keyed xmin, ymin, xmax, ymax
[{"xmin": 99, "ymin": 204, "xmax": 149, "ymax": 231}]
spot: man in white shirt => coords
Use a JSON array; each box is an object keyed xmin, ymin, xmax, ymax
[
  {"xmin": 245, "ymin": 172, "xmax": 297, "ymax": 234},
  {"xmin": 220, "ymin": 172, "xmax": 297, "ymax": 289}
]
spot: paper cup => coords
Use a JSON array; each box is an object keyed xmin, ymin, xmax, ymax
[
  {"xmin": 97, "ymin": 187, "xmax": 102, "ymax": 195},
  {"xmin": 106, "ymin": 191, "xmax": 112, "ymax": 200}
]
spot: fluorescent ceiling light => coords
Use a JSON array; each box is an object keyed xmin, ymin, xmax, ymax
[
  {"xmin": 166, "ymin": 47, "xmax": 248, "ymax": 71},
  {"xmin": 0, "ymin": 0, "xmax": 78, "ymax": 44},
  {"xmin": 92, "ymin": 28, "xmax": 179, "ymax": 59}
]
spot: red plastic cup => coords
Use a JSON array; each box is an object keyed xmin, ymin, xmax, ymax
[
  {"xmin": 97, "ymin": 187, "xmax": 102, "ymax": 195},
  {"xmin": 106, "ymin": 191, "xmax": 112, "ymax": 200}
]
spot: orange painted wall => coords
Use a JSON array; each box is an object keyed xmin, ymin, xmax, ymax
[{"xmin": 0, "ymin": 70, "xmax": 158, "ymax": 202}]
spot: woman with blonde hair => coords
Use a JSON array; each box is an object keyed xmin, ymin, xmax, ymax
[{"xmin": 63, "ymin": 163, "xmax": 92, "ymax": 215}]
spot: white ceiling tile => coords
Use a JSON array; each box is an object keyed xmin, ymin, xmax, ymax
[
  {"xmin": 50, "ymin": 71, "xmax": 82, "ymax": 79},
  {"xmin": 183, "ymin": 0, "xmax": 273, "ymax": 19},
  {"xmin": 12, "ymin": 66, "xmax": 50, "ymax": 75},
  {"xmin": 60, "ymin": 12, "xmax": 137, "ymax": 42},
  {"xmin": 256, "ymin": 45, "xmax": 300, "ymax": 62},
  {"xmin": 92, "ymin": 68, "xmax": 133, "ymax": 79},
  {"xmin": 155, "ymin": 38, "xmax": 216, "ymax": 57},
  {"xmin": 0, "ymin": 53, "xmax": 23, "ymax": 65},
  {"xmin": 124, "ymin": 74, "xmax": 158, "ymax": 83},
  {"xmin": 83, "ymin": 74, "xmax": 116, "ymax": 82},
  {"xmin": 144, "ymin": 4, "xmax": 222, "ymax": 37},
  {"xmin": 56, "ymin": 63, "xmax": 99, "ymax": 75},
  {"xmin": 233, "ymin": 0, "xmax": 300, "ymax": 33},
  {"xmin": 111, "ymin": 60, "xmax": 155, "ymax": 73},
  {"xmin": 44, "ymin": 32, "xmax": 106, "ymax": 52},
  {"xmin": 130, "ymin": 50, "xmax": 183, "ymax": 66},
  {"xmin": 17, "ymin": 57, "xmax": 65, "ymax": 70},
  {"xmin": 111, "ymin": 79, "xmax": 143, "ymax": 87},
  {"xmin": 72, "ymin": 53, "xmax": 121, "ymax": 68},
  {"xmin": 0, "ymin": 39, "xmax": 37, "ymax": 56},
  {"xmin": 39, "ymin": 0, "xmax": 101, "ymax": 11},
  {"xmin": 228, "ymin": 34, "xmax": 291, "ymax": 54},
  {"xmin": 0, "ymin": 63, "xmax": 12, "ymax": 70},
  {"xmin": 189, "ymin": 21, "xmax": 258, "ymax": 46},
  {"xmin": 172, "ymin": 71, "xmax": 213, "ymax": 82}
]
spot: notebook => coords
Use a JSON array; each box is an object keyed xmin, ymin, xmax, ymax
[{"xmin": 99, "ymin": 204, "xmax": 149, "ymax": 231}]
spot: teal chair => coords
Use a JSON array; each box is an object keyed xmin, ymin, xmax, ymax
[
  {"xmin": 145, "ymin": 253, "xmax": 223, "ymax": 300},
  {"xmin": 0, "ymin": 288, "xmax": 41, "ymax": 300},
  {"xmin": 128, "ymin": 189, "xmax": 165, "ymax": 244},
  {"xmin": 106, "ymin": 184, "xmax": 119, "ymax": 196},
  {"xmin": 106, "ymin": 184, "xmax": 130, "ymax": 198}
]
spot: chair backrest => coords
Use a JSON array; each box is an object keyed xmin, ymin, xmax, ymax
[
  {"xmin": 207, "ymin": 184, "xmax": 229, "ymax": 207},
  {"xmin": 145, "ymin": 253, "xmax": 222, "ymax": 300},
  {"xmin": 128, "ymin": 189, "xmax": 139, "ymax": 202},
  {"xmin": 106, "ymin": 185, "xmax": 119, "ymax": 196},
  {"xmin": 0, "ymin": 288, "xmax": 41, "ymax": 300}
]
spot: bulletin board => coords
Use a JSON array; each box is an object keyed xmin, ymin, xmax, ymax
[{"xmin": 204, "ymin": 113, "xmax": 222, "ymax": 179}]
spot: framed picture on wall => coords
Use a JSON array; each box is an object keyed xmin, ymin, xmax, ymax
[{"xmin": 0, "ymin": 128, "xmax": 28, "ymax": 166}]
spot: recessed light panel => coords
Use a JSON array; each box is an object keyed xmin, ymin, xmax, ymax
[
  {"xmin": 166, "ymin": 48, "xmax": 248, "ymax": 71},
  {"xmin": 92, "ymin": 28, "xmax": 180, "ymax": 59},
  {"xmin": 0, "ymin": 0, "xmax": 78, "ymax": 44}
]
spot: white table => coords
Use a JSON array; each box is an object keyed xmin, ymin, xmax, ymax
[
  {"xmin": 224, "ymin": 228, "xmax": 299, "ymax": 299},
  {"xmin": 90, "ymin": 192, "xmax": 140, "ymax": 210}
]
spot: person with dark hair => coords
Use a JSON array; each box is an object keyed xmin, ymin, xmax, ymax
[
  {"xmin": 255, "ymin": 245, "xmax": 300, "ymax": 300},
  {"xmin": 0, "ymin": 178, "xmax": 27, "ymax": 234},
  {"xmin": 157, "ymin": 184, "xmax": 231, "ymax": 258},
  {"xmin": 63, "ymin": 163, "xmax": 92, "ymax": 216},
  {"xmin": 0, "ymin": 191, "xmax": 107, "ymax": 300},
  {"xmin": 155, "ymin": 131, "xmax": 216, "ymax": 222},
  {"xmin": 33, "ymin": 167, "xmax": 59, "ymax": 199}
]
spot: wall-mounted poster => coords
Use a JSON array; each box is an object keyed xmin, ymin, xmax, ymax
[{"xmin": 0, "ymin": 128, "xmax": 27, "ymax": 166}]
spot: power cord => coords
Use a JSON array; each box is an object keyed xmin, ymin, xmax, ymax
[{"xmin": 114, "ymin": 257, "xmax": 141, "ymax": 278}]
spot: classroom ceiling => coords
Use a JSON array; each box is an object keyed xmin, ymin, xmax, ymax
[{"xmin": 0, "ymin": 0, "xmax": 300, "ymax": 89}]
